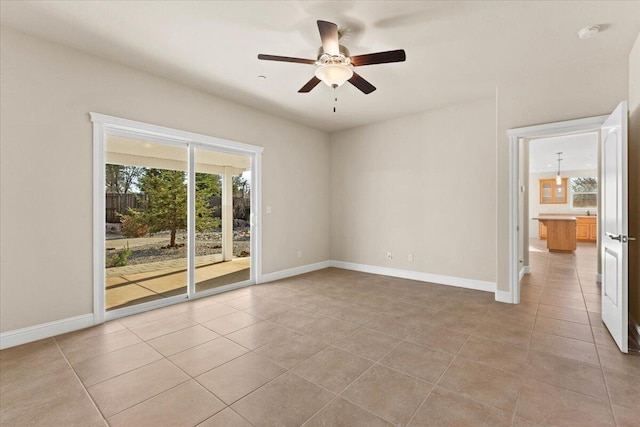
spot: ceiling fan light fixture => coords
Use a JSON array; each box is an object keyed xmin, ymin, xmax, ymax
[
  {"xmin": 315, "ymin": 63, "xmax": 353, "ymax": 88},
  {"xmin": 257, "ymin": 20, "xmax": 404, "ymax": 94},
  {"xmin": 578, "ymin": 25, "xmax": 600, "ymax": 40}
]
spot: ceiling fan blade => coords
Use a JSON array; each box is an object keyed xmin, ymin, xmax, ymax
[
  {"xmin": 258, "ymin": 54, "xmax": 315, "ymax": 65},
  {"xmin": 298, "ymin": 76, "xmax": 322, "ymax": 93},
  {"xmin": 317, "ymin": 20, "xmax": 339, "ymax": 55},
  {"xmin": 348, "ymin": 71, "xmax": 376, "ymax": 94},
  {"xmin": 350, "ymin": 49, "xmax": 406, "ymax": 67}
]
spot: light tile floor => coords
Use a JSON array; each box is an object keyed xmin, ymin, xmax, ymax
[{"xmin": 2, "ymin": 242, "xmax": 639, "ymax": 426}]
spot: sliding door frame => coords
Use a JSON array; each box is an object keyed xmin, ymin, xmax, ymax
[{"xmin": 91, "ymin": 113, "xmax": 263, "ymax": 324}]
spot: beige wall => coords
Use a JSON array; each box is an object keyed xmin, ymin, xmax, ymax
[
  {"xmin": 330, "ymin": 59, "xmax": 628, "ymax": 293},
  {"xmin": 628, "ymin": 32, "xmax": 640, "ymax": 325},
  {"xmin": 496, "ymin": 60, "xmax": 629, "ymax": 292},
  {"xmin": 330, "ymin": 98, "xmax": 497, "ymax": 283},
  {"xmin": 0, "ymin": 27, "xmax": 330, "ymax": 332}
]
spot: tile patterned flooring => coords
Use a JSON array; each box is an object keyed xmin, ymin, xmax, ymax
[{"xmin": 2, "ymin": 241, "xmax": 639, "ymax": 426}]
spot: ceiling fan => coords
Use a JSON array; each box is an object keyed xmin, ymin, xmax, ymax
[{"xmin": 258, "ymin": 20, "xmax": 406, "ymax": 94}]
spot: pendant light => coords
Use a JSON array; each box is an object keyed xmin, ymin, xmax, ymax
[{"xmin": 555, "ymin": 152, "xmax": 563, "ymax": 186}]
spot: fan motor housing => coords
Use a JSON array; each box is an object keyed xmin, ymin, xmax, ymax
[{"xmin": 317, "ymin": 44, "xmax": 351, "ymax": 60}]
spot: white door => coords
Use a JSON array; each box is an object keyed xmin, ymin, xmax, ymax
[{"xmin": 601, "ymin": 101, "xmax": 630, "ymax": 353}]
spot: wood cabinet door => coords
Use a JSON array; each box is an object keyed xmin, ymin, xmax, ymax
[
  {"xmin": 576, "ymin": 223, "xmax": 590, "ymax": 240},
  {"xmin": 539, "ymin": 178, "xmax": 568, "ymax": 204},
  {"xmin": 540, "ymin": 180, "xmax": 553, "ymax": 203},
  {"xmin": 539, "ymin": 222, "xmax": 547, "ymax": 239},
  {"xmin": 589, "ymin": 223, "xmax": 598, "ymax": 241}
]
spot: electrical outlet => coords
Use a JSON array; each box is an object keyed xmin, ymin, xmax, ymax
[
  {"xmin": 408, "ymin": 254, "xmax": 413, "ymax": 262},
  {"xmin": 297, "ymin": 250, "xmax": 302, "ymax": 258},
  {"xmin": 266, "ymin": 206, "xmax": 272, "ymax": 214},
  {"xmin": 387, "ymin": 251, "xmax": 392, "ymax": 260}
]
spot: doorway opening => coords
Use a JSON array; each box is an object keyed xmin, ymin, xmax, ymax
[
  {"xmin": 508, "ymin": 103, "xmax": 634, "ymax": 353},
  {"xmin": 92, "ymin": 113, "xmax": 263, "ymax": 323},
  {"xmin": 524, "ymin": 132, "xmax": 600, "ymax": 278},
  {"xmin": 507, "ymin": 115, "xmax": 608, "ymax": 305}
]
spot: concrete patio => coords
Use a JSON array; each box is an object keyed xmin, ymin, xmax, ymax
[{"xmin": 106, "ymin": 256, "xmax": 250, "ymax": 310}]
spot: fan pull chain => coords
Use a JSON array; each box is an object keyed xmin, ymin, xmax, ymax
[{"xmin": 333, "ymin": 88, "xmax": 337, "ymax": 113}]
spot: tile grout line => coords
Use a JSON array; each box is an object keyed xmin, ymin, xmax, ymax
[
  {"xmin": 71, "ymin": 325, "xmax": 226, "ymax": 421},
  {"xmin": 111, "ymin": 308, "xmax": 261, "ymax": 424},
  {"xmin": 528, "ymin": 243, "xmax": 619, "ymax": 423},
  {"xmin": 405, "ymin": 320, "xmax": 480, "ymax": 426},
  {"xmin": 188, "ymin": 317, "xmax": 341, "ymax": 422},
  {"xmin": 56, "ymin": 326, "xmax": 143, "ymax": 366},
  {"xmin": 52, "ymin": 338, "xmax": 108, "ymax": 425},
  {"xmin": 295, "ymin": 315, "xmax": 439, "ymax": 426},
  {"xmin": 512, "ymin": 246, "xmax": 547, "ymax": 426},
  {"xmin": 575, "ymin": 257, "xmax": 619, "ymax": 424},
  {"xmin": 574, "ymin": 246, "xmax": 618, "ymax": 424},
  {"xmin": 88, "ymin": 311, "xmax": 252, "ymax": 422},
  {"xmin": 260, "ymin": 315, "xmax": 422, "ymax": 425}
]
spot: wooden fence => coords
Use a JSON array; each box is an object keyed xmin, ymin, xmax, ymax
[
  {"xmin": 105, "ymin": 194, "xmax": 148, "ymax": 223},
  {"xmin": 106, "ymin": 194, "xmax": 249, "ymax": 223}
]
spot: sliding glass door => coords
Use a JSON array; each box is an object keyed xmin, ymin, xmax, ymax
[
  {"xmin": 193, "ymin": 147, "xmax": 252, "ymax": 294},
  {"xmin": 94, "ymin": 113, "xmax": 262, "ymax": 321},
  {"xmin": 105, "ymin": 136, "xmax": 188, "ymax": 311}
]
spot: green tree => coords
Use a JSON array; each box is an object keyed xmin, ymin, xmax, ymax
[
  {"xmin": 105, "ymin": 164, "xmax": 144, "ymax": 194},
  {"xmin": 232, "ymin": 175, "xmax": 250, "ymax": 198},
  {"xmin": 124, "ymin": 169, "xmax": 214, "ymax": 247},
  {"xmin": 196, "ymin": 173, "xmax": 221, "ymax": 198}
]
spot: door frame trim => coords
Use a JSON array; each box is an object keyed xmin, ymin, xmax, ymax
[
  {"xmin": 506, "ymin": 115, "xmax": 608, "ymax": 304},
  {"xmin": 90, "ymin": 113, "xmax": 263, "ymax": 324}
]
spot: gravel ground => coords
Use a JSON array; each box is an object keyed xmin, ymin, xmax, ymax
[{"xmin": 106, "ymin": 228, "xmax": 250, "ymax": 266}]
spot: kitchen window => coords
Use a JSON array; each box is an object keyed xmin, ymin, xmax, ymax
[{"xmin": 570, "ymin": 177, "xmax": 598, "ymax": 209}]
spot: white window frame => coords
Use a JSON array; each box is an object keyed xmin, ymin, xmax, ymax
[
  {"xmin": 569, "ymin": 176, "xmax": 598, "ymax": 211},
  {"xmin": 91, "ymin": 113, "xmax": 263, "ymax": 324}
]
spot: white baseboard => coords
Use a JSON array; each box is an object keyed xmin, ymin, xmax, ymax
[
  {"xmin": 330, "ymin": 260, "xmax": 496, "ymax": 293},
  {"xmin": 495, "ymin": 290, "xmax": 514, "ymax": 304},
  {"xmin": 519, "ymin": 266, "xmax": 530, "ymax": 281},
  {"xmin": 596, "ymin": 273, "xmax": 602, "ymax": 283},
  {"xmin": 0, "ymin": 314, "xmax": 94, "ymax": 350},
  {"xmin": 259, "ymin": 260, "xmax": 332, "ymax": 284}
]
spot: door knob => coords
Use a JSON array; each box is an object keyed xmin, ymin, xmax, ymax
[{"xmin": 607, "ymin": 233, "xmax": 636, "ymax": 243}]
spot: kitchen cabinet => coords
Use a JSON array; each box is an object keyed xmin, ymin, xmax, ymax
[
  {"xmin": 576, "ymin": 221, "xmax": 590, "ymax": 241},
  {"xmin": 539, "ymin": 222, "xmax": 547, "ymax": 239},
  {"xmin": 534, "ymin": 217, "xmax": 577, "ymax": 253},
  {"xmin": 539, "ymin": 216, "xmax": 596, "ymax": 243},
  {"xmin": 577, "ymin": 216, "xmax": 597, "ymax": 242},
  {"xmin": 539, "ymin": 178, "xmax": 568, "ymax": 204}
]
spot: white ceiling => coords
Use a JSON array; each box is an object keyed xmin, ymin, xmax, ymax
[
  {"xmin": 2, "ymin": 1, "xmax": 639, "ymax": 132},
  {"xmin": 529, "ymin": 132, "xmax": 598, "ymax": 174}
]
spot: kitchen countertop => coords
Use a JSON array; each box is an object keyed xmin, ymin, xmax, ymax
[
  {"xmin": 533, "ymin": 216, "xmax": 577, "ymax": 221},
  {"xmin": 535, "ymin": 213, "xmax": 596, "ymax": 219}
]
